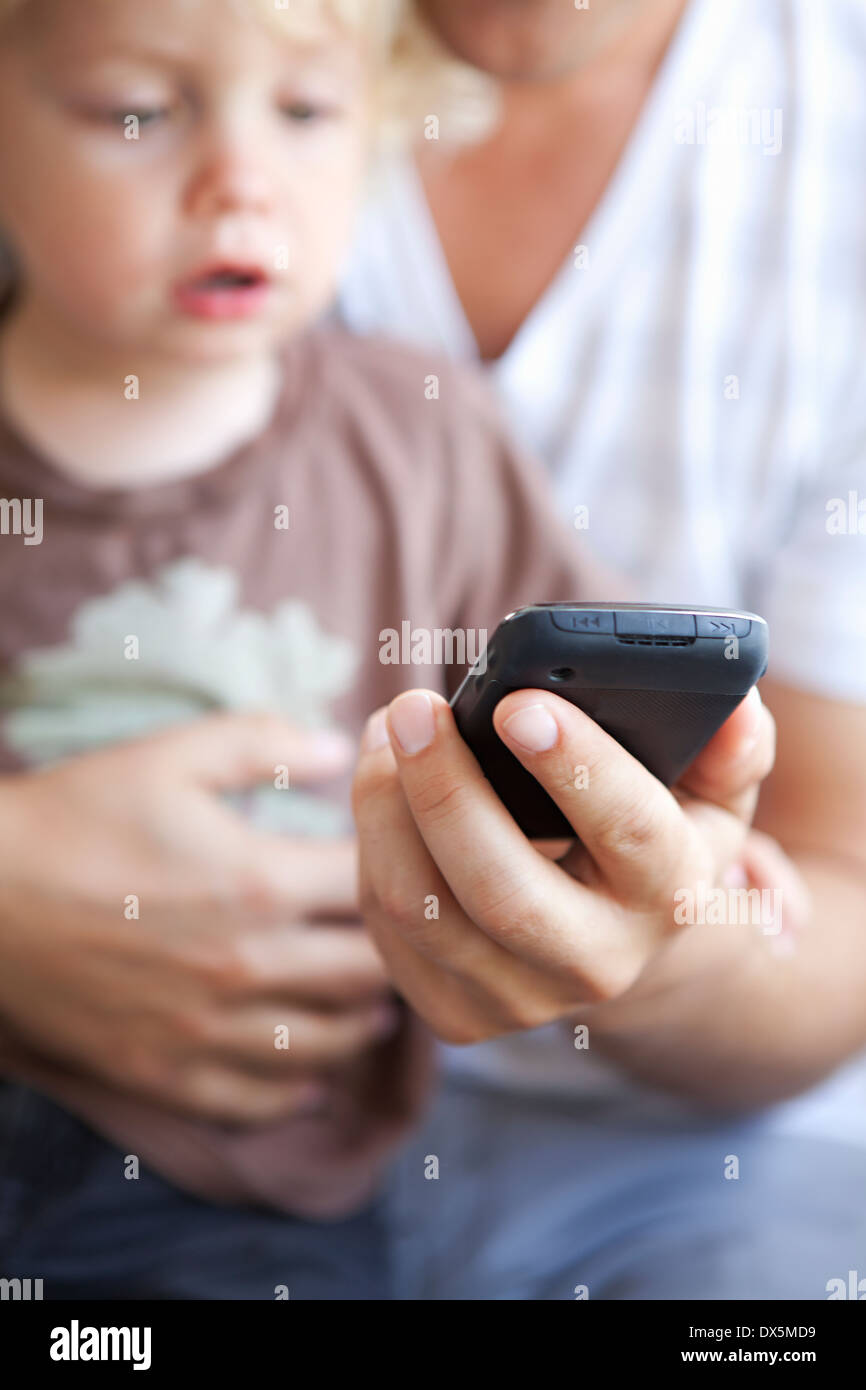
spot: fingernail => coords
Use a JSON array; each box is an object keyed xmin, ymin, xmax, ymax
[
  {"xmin": 310, "ymin": 729, "xmax": 355, "ymax": 762},
  {"xmin": 722, "ymin": 861, "xmax": 748, "ymax": 889},
  {"xmin": 388, "ymin": 692, "xmax": 435, "ymax": 755},
  {"xmin": 502, "ymin": 704, "xmax": 559, "ymax": 753},
  {"xmin": 361, "ymin": 708, "xmax": 389, "ymax": 753}
]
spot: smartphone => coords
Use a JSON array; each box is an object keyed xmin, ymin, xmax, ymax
[{"xmin": 450, "ymin": 603, "xmax": 769, "ymax": 839}]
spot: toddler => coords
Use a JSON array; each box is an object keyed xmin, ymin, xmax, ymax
[{"xmin": 0, "ymin": 0, "xmax": 586, "ymax": 1296}]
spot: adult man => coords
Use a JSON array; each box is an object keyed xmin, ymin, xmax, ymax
[{"xmin": 343, "ymin": 0, "xmax": 866, "ymax": 1299}]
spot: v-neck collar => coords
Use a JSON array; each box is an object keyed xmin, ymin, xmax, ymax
[{"xmin": 401, "ymin": 0, "xmax": 745, "ymax": 378}]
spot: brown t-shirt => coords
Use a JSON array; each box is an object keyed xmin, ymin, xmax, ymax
[{"xmin": 0, "ymin": 326, "xmax": 591, "ymax": 1217}]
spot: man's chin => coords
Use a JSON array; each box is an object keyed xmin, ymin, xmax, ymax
[
  {"xmin": 418, "ymin": 0, "xmax": 629, "ymax": 84},
  {"xmin": 430, "ymin": 27, "xmax": 591, "ymax": 84}
]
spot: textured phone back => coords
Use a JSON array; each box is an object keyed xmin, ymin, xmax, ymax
[
  {"xmin": 462, "ymin": 685, "xmax": 738, "ymax": 839},
  {"xmin": 451, "ymin": 606, "xmax": 768, "ymax": 839}
]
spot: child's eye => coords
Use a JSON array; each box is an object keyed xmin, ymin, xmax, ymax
[
  {"xmin": 280, "ymin": 100, "xmax": 335, "ymax": 125},
  {"xmin": 77, "ymin": 104, "xmax": 172, "ymax": 130},
  {"xmin": 108, "ymin": 107, "xmax": 171, "ymax": 128}
]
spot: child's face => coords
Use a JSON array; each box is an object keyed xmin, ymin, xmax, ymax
[{"xmin": 0, "ymin": 0, "xmax": 373, "ymax": 363}]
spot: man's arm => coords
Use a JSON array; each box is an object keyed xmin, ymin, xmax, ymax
[{"xmin": 580, "ymin": 679, "xmax": 866, "ymax": 1108}]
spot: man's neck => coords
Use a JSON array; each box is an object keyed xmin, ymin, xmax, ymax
[{"xmin": 414, "ymin": 0, "xmax": 691, "ymax": 363}]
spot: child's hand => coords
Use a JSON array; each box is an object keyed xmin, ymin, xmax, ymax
[
  {"xmin": 352, "ymin": 687, "xmax": 777, "ymax": 1043},
  {"xmin": 0, "ymin": 715, "xmax": 396, "ymax": 1124}
]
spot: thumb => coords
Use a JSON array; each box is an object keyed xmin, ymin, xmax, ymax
[{"xmin": 151, "ymin": 713, "xmax": 356, "ymax": 791}]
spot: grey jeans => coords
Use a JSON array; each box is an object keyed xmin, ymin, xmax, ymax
[
  {"xmin": 3, "ymin": 1072, "xmax": 864, "ymax": 1301},
  {"xmin": 0, "ymin": 1080, "xmax": 389, "ymax": 1300},
  {"xmin": 383, "ymin": 1074, "xmax": 866, "ymax": 1300}
]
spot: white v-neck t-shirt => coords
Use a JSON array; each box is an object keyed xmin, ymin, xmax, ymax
[{"xmin": 338, "ymin": 0, "xmax": 866, "ymax": 1142}]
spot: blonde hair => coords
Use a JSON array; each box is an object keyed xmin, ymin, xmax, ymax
[{"xmin": 0, "ymin": 0, "xmax": 498, "ymax": 148}]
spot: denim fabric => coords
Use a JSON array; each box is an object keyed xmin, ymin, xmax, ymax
[{"xmin": 0, "ymin": 1081, "xmax": 389, "ymax": 1301}]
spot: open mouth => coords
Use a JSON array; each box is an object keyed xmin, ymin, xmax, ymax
[
  {"xmin": 174, "ymin": 263, "xmax": 272, "ymax": 319},
  {"xmin": 192, "ymin": 266, "xmax": 267, "ymax": 289}
]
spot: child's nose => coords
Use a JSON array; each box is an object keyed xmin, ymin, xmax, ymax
[{"xmin": 185, "ymin": 146, "xmax": 275, "ymax": 221}]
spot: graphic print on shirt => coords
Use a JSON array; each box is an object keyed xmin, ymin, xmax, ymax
[{"xmin": 0, "ymin": 557, "xmax": 359, "ymax": 834}]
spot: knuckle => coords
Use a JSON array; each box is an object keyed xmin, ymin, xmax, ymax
[
  {"xmin": 240, "ymin": 710, "xmax": 286, "ymax": 744},
  {"xmin": 169, "ymin": 1004, "xmax": 221, "ymax": 1048},
  {"xmin": 178, "ymin": 1069, "xmax": 236, "ymax": 1122},
  {"xmin": 351, "ymin": 760, "xmax": 398, "ymax": 822},
  {"xmin": 594, "ymin": 794, "xmax": 660, "ymax": 859},
  {"xmin": 433, "ymin": 1013, "xmax": 491, "ymax": 1046},
  {"xmin": 376, "ymin": 877, "xmax": 417, "ymax": 933},
  {"xmin": 550, "ymin": 766, "xmax": 582, "ymax": 806},
  {"xmin": 585, "ymin": 954, "xmax": 633, "ymax": 1000},
  {"xmin": 473, "ymin": 867, "xmax": 541, "ymax": 928},
  {"xmin": 200, "ymin": 935, "xmax": 263, "ymax": 993},
  {"xmin": 233, "ymin": 863, "xmax": 285, "ymax": 919},
  {"xmin": 358, "ymin": 752, "xmax": 399, "ymax": 796},
  {"xmin": 177, "ymin": 1066, "xmax": 260, "ymax": 1124},
  {"xmin": 216, "ymin": 1088, "xmax": 284, "ymax": 1125},
  {"xmin": 246, "ymin": 1094, "xmax": 299, "ymax": 1124},
  {"xmin": 583, "ymin": 915, "xmax": 650, "ymax": 999},
  {"xmin": 411, "ymin": 769, "xmax": 469, "ymax": 825},
  {"xmin": 503, "ymin": 996, "xmax": 556, "ymax": 1033},
  {"xmin": 580, "ymin": 971, "xmax": 622, "ymax": 1005},
  {"xmin": 111, "ymin": 1039, "xmax": 165, "ymax": 1093}
]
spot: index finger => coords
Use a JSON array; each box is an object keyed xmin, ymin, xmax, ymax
[
  {"xmin": 244, "ymin": 835, "xmax": 360, "ymax": 918},
  {"xmin": 221, "ymin": 923, "xmax": 392, "ymax": 1005},
  {"xmin": 153, "ymin": 713, "xmax": 356, "ymax": 790},
  {"xmin": 490, "ymin": 689, "xmax": 700, "ymax": 901}
]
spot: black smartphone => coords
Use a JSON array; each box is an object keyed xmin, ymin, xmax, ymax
[{"xmin": 450, "ymin": 603, "xmax": 769, "ymax": 839}]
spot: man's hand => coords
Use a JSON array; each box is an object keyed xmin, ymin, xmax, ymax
[
  {"xmin": 0, "ymin": 715, "xmax": 397, "ymax": 1124},
  {"xmin": 352, "ymin": 686, "xmax": 775, "ymax": 1044}
]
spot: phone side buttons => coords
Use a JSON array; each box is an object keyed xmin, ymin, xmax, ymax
[
  {"xmin": 550, "ymin": 610, "xmax": 615, "ymax": 634},
  {"xmin": 695, "ymin": 617, "xmax": 752, "ymax": 638},
  {"xmin": 614, "ymin": 611, "xmax": 696, "ymax": 638}
]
